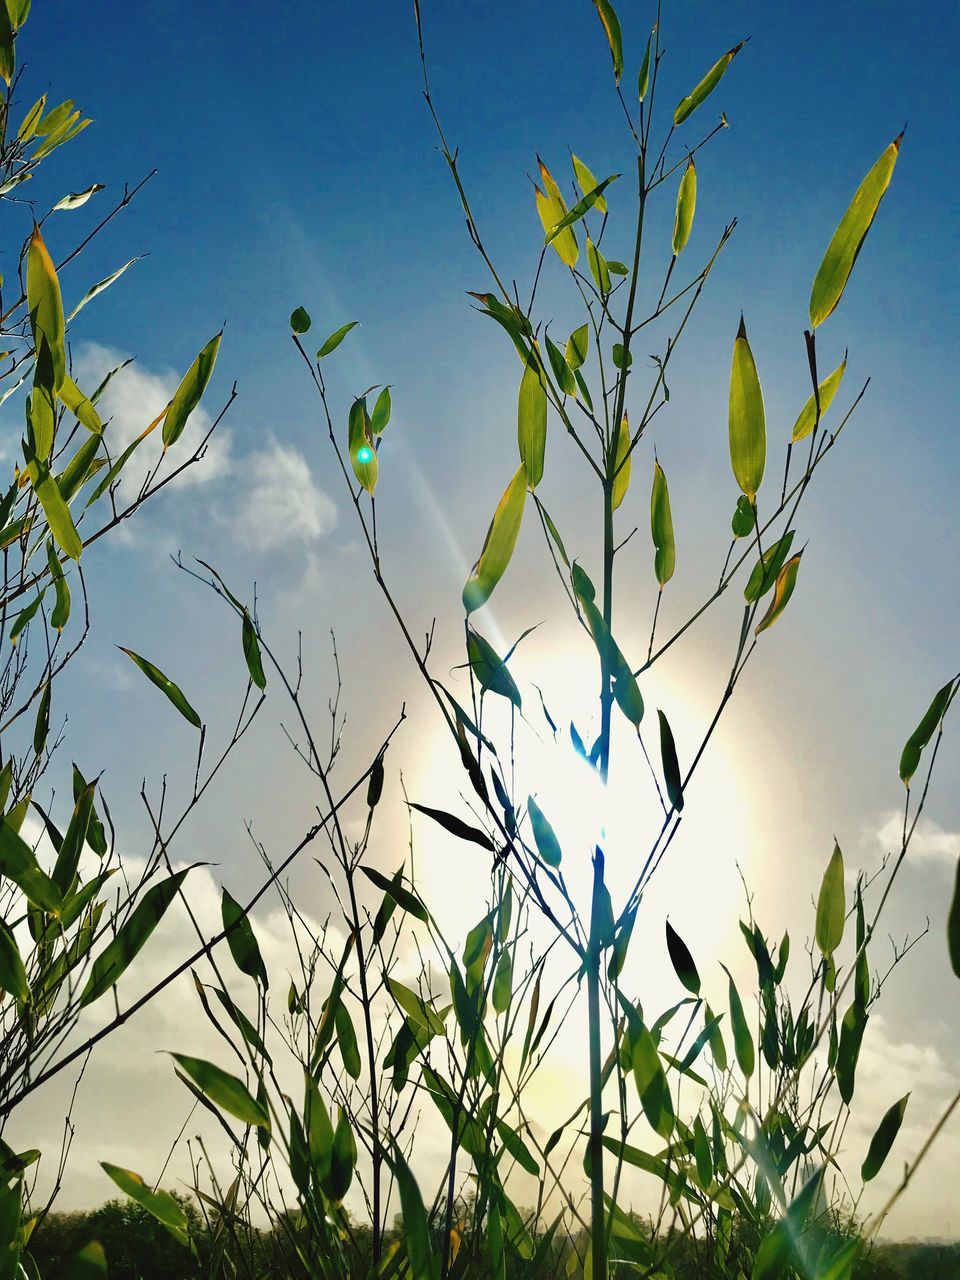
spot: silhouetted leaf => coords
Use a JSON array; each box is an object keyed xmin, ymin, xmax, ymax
[
  {"xmin": 899, "ymin": 678, "xmax": 955, "ymax": 787},
  {"xmin": 665, "ymin": 920, "xmax": 699, "ymax": 994},
  {"xmin": 222, "ymin": 887, "xmax": 268, "ymax": 987},
  {"xmin": 289, "ymin": 306, "xmax": 311, "ymax": 334},
  {"xmin": 861, "ymin": 1094, "xmax": 909, "ymax": 1182},
  {"xmin": 409, "ymin": 802, "xmax": 495, "ymax": 852}
]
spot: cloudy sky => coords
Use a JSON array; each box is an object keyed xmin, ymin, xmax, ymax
[{"xmin": 3, "ymin": 0, "xmax": 958, "ymax": 1244}]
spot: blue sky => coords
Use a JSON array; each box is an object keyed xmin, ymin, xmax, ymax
[{"xmin": 5, "ymin": 0, "xmax": 959, "ymax": 1236}]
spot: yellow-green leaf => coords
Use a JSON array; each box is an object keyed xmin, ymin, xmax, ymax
[
  {"xmin": 572, "ymin": 154, "xmax": 607, "ymax": 213},
  {"xmin": 591, "ymin": 0, "xmax": 623, "ymax": 82},
  {"xmin": 638, "ymin": 31, "xmax": 653, "ymax": 101},
  {"xmin": 462, "ymin": 465, "xmax": 527, "ymax": 613},
  {"xmin": 58, "ymin": 374, "xmax": 103, "ymax": 434},
  {"xmin": 672, "ymin": 158, "xmax": 697, "ymax": 255},
  {"xmin": 586, "ymin": 235, "xmax": 611, "ymax": 294},
  {"xmin": 791, "ymin": 354, "xmax": 847, "ymax": 442},
  {"xmin": 518, "ymin": 358, "xmax": 547, "ymax": 489},
  {"xmin": 650, "ymin": 460, "xmax": 675, "ymax": 587},
  {"xmin": 728, "ymin": 316, "xmax": 766, "ymax": 502},
  {"xmin": 101, "ymin": 1164, "xmax": 189, "ymax": 1242},
  {"xmin": 24, "ymin": 441, "xmax": 82, "ymax": 560},
  {"xmin": 535, "ymin": 158, "xmax": 578, "ymax": 267},
  {"xmin": 674, "ymin": 42, "xmax": 745, "ymax": 126},
  {"xmin": 755, "ymin": 552, "xmax": 802, "ymax": 634},
  {"xmin": 317, "ymin": 320, "xmax": 358, "ymax": 358},
  {"xmin": 27, "ymin": 225, "xmax": 66, "ymax": 392},
  {"xmin": 611, "ymin": 414, "xmax": 632, "ymax": 510},
  {"xmin": 566, "ymin": 324, "xmax": 589, "ymax": 370},
  {"xmin": 162, "ymin": 332, "xmax": 221, "ymax": 448},
  {"xmin": 527, "ymin": 796, "xmax": 562, "ymax": 867},
  {"xmin": 809, "ymin": 133, "xmax": 902, "ymax": 328},
  {"xmin": 46, "ymin": 540, "xmax": 71, "ymax": 631},
  {"xmin": 348, "ymin": 396, "xmax": 378, "ymax": 494},
  {"xmin": 816, "ymin": 842, "xmax": 845, "ymax": 957},
  {"xmin": 172, "ymin": 1054, "xmax": 270, "ymax": 1130}
]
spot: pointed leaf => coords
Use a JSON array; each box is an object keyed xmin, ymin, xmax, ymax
[
  {"xmin": 120, "ymin": 648, "xmax": 202, "ymax": 728},
  {"xmin": 162, "ymin": 332, "xmax": 221, "ymax": 448},
  {"xmin": 791, "ymin": 354, "xmax": 847, "ymax": 442},
  {"xmin": 861, "ymin": 1094, "xmax": 909, "ymax": 1182},
  {"xmin": 172, "ymin": 1054, "xmax": 270, "ymax": 1129},
  {"xmin": 672, "ymin": 158, "xmax": 697, "ymax": 255},
  {"xmin": 674, "ymin": 42, "xmax": 745, "ymax": 126},
  {"xmin": 462, "ymin": 465, "xmax": 527, "ymax": 613},
  {"xmin": 728, "ymin": 316, "xmax": 766, "ymax": 502},
  {"xmin": 81, "ymin": 869, "xmax": 190, "ymax": 1004},
  {"xmin": 650, "ymin": 460, "xmax": 675, "ymax": 586}
]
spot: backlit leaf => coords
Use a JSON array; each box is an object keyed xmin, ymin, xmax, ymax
[
  {"xmin": 241, "ymin": 608, "xmax": 266, "ymax": 689},
  {"xmin": 566, "ymin": 324, "xmax": 589, "ymax": 370},
  {"xmin": 387, "ymin": 1145, "xmax": 438, "ymax": 1280},
  {"xmin": 723, "ymin": 965, "xmax": 754, "ymax": 1079},
  {"xmin": 172, "ymin": 1054, "xmax": 270, "ymax": 1130},
  {"xmin": 611, "ymin": 414, "xmax": 632, "ymax": 510},
  {"xmin": 370, "ymin": 385, "xmax": 392, "ymax": 434},
  {"xmin": 317, "ymin": 321, "xmax": 358, "ymax": 358},
  {"xmin": 837, "ymin": 1001, "xmax": 867, "ymax": 1103},
  {"xmin": 362, "ymin": 866, "xmax": 428, "ymax": 923},
  {"xmin": 27, "ymin": 225, "xmax": 65, "ymax": 391},
  {"xmin": 744, "ymin": 531, "xmax": 794, "ymax": 603},
  {"xmin": 791, "ymin": 354, "xmax": 847, "ymax": 442},
  {"xmin": 732, "ymin": 495, "xmax": 755, "ymax": 538},
  {"xmin": 66, "ymin": 258, "xmax": 142, "ymax": 322},
  {"xmin": 0, "ymin": 817, "xmax": 60, "ymax": 911},
  {"xmin": 587, "ymin": 235, "xmax": 611, "ymax": 294},
  {"xmin": 81, "ymin": 869, "xmax": 190, "ymax": 1004},
  {"xmin": 591, "ymin": 0, "xmax": 623, "ymax": 82},
  {"xmin": 462, "ymin": 465, "xmax": 526, "ymax": 613},
  {"xmin": 535, "ymin": 158, "xmax": 578, "ymax": 267},
  {"xmin": 755, "ymin": 553, "xmax": 802, "ymax": 634},
  {"xmin": 53, "ymin": 183, "xmax": 105, "ymax": 211},
  {"xmin": 348, "ymin": 396, "xmax": 378, "ymax": 493},
  {"xmin": 650, "ymin": 460, "xmax": 675, "ymax": 586},
  {"xmin": 638, "ymin": 31, "xmax": 652, "ymax": 101},
  {"xmin": 899, "ymin": 678, "xmax": 955, "ymax": 787},
  {"xmin": 672, "ymin": 158, "xmax": 697, "ymax": 255},
  {"xmin": 545, "ymin": 334, "xmax": 576, "ymax": 396},
  {"xmin": 674, "ymin": 42, "xmax": 745, "ymax": 126},
  {"xmin": 24, "ymin": 440, "xmax": 82, "ymax": 560},
  {"xmin": 58, "ymin": 373, "xmax": 102, "ymax": 434},
  {"xmin": 120, "ymin": 648, "xmax": 202, "ymax": 728},
  {"xmin": 467, "ymin": 629, "xmax": 521, "ymax": 707},
  {"xmin": 810, "ymin": 134, "xmax": 902, "ymax": 328},
  {"xmin": 409, "ymin": 802, "xmax": 495, "ymax": 852},
  {"xmin": 546, "ymin": 175, "xmax": 620, "ymax": 244},
  {"xmin": 527, "ymin": 796, "xmax": 562, "ymax": 867},
  {"xmin": 728, "ymin": 316, "xmax": 765, "ymax": 502},
  {"xmin": 815, "ymin": 842, "xmax": 845, "ymax": 957},
  {"xmin": 162, "ymin": 332, "xmax": 221, "ymax": 448},
  {"xmin": 101, "ymin": 1163, "xmax": 189, "ymax": 1241},
  {"xmin": 518, "ymin": 358, "xmax": 547, "ymax": 488},
  {"xmin": 572, "ymin": 154, "xmax": 607, "ymax": 213}
]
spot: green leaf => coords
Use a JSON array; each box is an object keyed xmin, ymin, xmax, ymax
[
  {"xmin": 587, "ymin": 235, "xmax": 612, "ymax": 294},
  {"xmin": 27, "ymin": 225, "xmax": 66, "ymax": 391},
  {"xmin": 317, "ymin": 320, "xmax": 358, "ymax": 358},
  {"xmin": 328, "ymin": 1107, "xmax": 357, "ymax": 1200},
  {"xmin": 409, "ymin": 802, "xmax": 495, "ymax": 852},
  {"xmin": 0, "ymin": 816, "xmax": 60, "ymax": 911},
  {"xmin": 815, "ymin": 842, "xmax": 845, "ymax": 957},
  {"xmin": 674, "ymin": 42, "xmax": 745, "ymax": 126},
  {"xmin": 81, "ymin": 869, "xmax": 190, "ymax": 1004},
  {"xmin": 387, "ymin": 1145, "xmax": 438, "ymax": 1280},
  {"xmin": 46, "ymin": 541, "xmax": 71, "ymax": 631},
  {"xmin": 33, "ymin": 679, "xmax": 50, "ymax": 755},
  {"xmin": 899, "ymin": 678, "xmax": 955, "ymax": 787},
  {"xmin": 66, "ymin": 258, "xmax": 142, "ymax": 323},
  {"xmin": 61, "ymin": 1241, "xmax": 110, "ymax": 1277},
  {"xmin": 52, "ymin": 780, "xmax": 96, "ymax": 893},
  {"xmin": 611, "ymin": 414, "xmax": 632, "ymax": 511},
  {"xmin": 24, "ymin": 440, "xmax": 82, "ymax": 560},
  {"xmin": 119, "ymin": 647, "xmax": 202, "ymax": 728},
  {"xmin": 650, "ymin": 460, "xmax": 675, "ymax": 586},
  {"xmin": 467, "ymin": 629, "xmax": 521, "ymax": 707},
  {"xmin": 171, "ymin": 1054, "xmax": 270, "ymax": 1129},
  {"xmin": 665, "ymin": 920, "xmax": 699, "ymax": 995},
  {"xmin": 222, "ymin": 887, "xmax": 268, "ymax": 987},
  {"xmin": 566, "ymin": 324, "xmax": 589, "ymax": 370},
  {"xmin": 52, "ymin": 183, "xmax": 105, "ymax": 212},
  {"xmin": 162, "ymin": 332, "xmax": 221, "ymax": 448},
  {"xmin": 493, "ymin": 948, "xmax": 513, "ymax": 1013},
  {"xmin": 370, "ymin": 385, "xmax": 392, "ymax": 434},
  {"xmin": 744, "ymin": 531, "xmax": 795, "ymax": 603},
  {"xmin": 101, "ymin": 1163, "xmax": 189, "ymax": 1242},
  {"xmin": 535, "ymin": 158, "xmax": 578, "ymax": 267},
  {"xmin": 546, "ymin": 176, "xmax": 620, "ymax": 245},
  {"xmin": 348, "ymin": 396, "xmax": 378, "ymax": 494},
  {"xmin": 837, "ymin": 1001, "xmax": 867, "ymax": 1104},
  {"xmin": 545, "ymin": 334, "xmax": 576, "ymax": 396},
  {"xmin": 241, "ymin": 609, "xmax": 266, "ymax": 690},
  {"xmin": 591, "ymin": 0, "xmax": 623, "ymax": 82},
  {"xmin": 572, "ymin": 154, "xmax": 607, "ymax": 213},
  {"xmin": 755, "ymin": 552, "xmax": 802, "ymax": 634},
  {"xmin": 528, "ymin": 796, "xmax": 562, "ymax": 868},
  {"xmin": 289, "ymin": 306, "xmax": 311, "ymax": 334},
  {"xmin": 861, "ymin": 1094, "xmax": 909, "ymax": 1182},
  {"xmin": 815, "ymin": 1240, "xmax": 862, "ymax": 1280},
  {"xmin": 723, "ymin": 966, "xmax": 754, "ymax": 1079},
  {"xmin": 728, "ymin": 316, "xmax": 766, "ymax": 502},
  {"xmin": 0, "ymin": 916, "xmax": 28, "ymax": 1001},
  {"xmin": 10, "ymin": 589, "xmax": 45, "ymax": 645},
  {"xmin": 362, "ymin": 865, "xmax": 429, "ymax": 923},
  {"xmin": 732, "ymin": 494, "xmax": 755, "ymax": 538},
  {"xmin": 672, "ymin": 158, "xmax": 697, "ymax": 255},
  {"xmin": 462, "ymin": 464, "xmax": 527, "ymax": 613},
  {"xmin": 658, "ymin": 710, "xmax": 684, "ymax": 812},
  {"xmin": 638, "ymin": 30, "xmax": 652, "ymax": 101},
  {"xmin": 810, "ymin": 133, "xmax": 902, "ymax": 328},
  {"xmin": 518, "ymin": 358, "xmax": 547, "ymax": 489},
  {"xmin": 791, "ymin": 354, "xmax": 847, "ymax": 442},
  {"xmin": 58, "ymin": 373, "xmax": 102, "ymax": 434},
  {"xmin": 949, "ymin": 857, "xmax": 960, "ymax": 980}
]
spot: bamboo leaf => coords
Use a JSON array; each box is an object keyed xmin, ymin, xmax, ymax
[
  {"xmin": 572, "ymin": 154, "xmax": 607, "ymax": 212},
  {"xmin": 222, "ymin": 887, "xmax": 268, "ymax": 987},
  {"xmin": 348, "ymin": 396, "xmax": 378, "ymax": 494},
  {"xmin": 317, "ymin": 321, "xmax": 358, "ymax": 358},
  {"xmin": 289, "ymin": 306, "xmax": 311, "ymax": 334},
  {"xmin": 545, "ymin": 334, "xmax": 576, "ymax": 396},
  {"xmin": 650, "ymin": 460, "xmax": 675, "ymax": 586},
  {"xmin": 790, "ymin": 354, "xmax": 847, "ymax": 442},
  {"xmin": 0, "ymin": 816, "xmax": 60, "ymax": 911},
  {"xmin": 24, "ymin": 440, "xmax": 82, "ymax": 560},
  {"xmin": 53, "ymin": 183, "xmax": 105, "ymax": 211},
  {"xmin": 462, "ymin": 465, "xmax": 527, "ymax": 613},
  {"xmin": 732, "ymin": 495, "xmax": 755, "ymax": 538},
  {"xmin": 518, "ymin": 357, "xmax": 547, "ymax": 488},
  {"xmin": 755, "ymin": 552, "xmax": 803, "ymax": 634},
  {"xmin": 467, "ymin": 629, "xmax": 521, "ymax": 707},
  {"xmin": 723, "ymin": 965, "xmax": 754, "ymax": 1078},
  {"xmin": 861, "ymin": 1094, "xmax": 909, "ymax": 1182},
  {"xmin": 171, "ymin": 1054, "xmax": 270, "ymax": 1130},
  {"xmin": 949, "ymin": 857, "xmax": 960, "ymax": 979},
  {"xmin": 81, "ymin": 869, "xmax": 190, "ymax": 1004},
  {"xmin": 119, "ymin": 647, "xmax": 202, "ymax": 728},
  {"xmin": 409, "ymin": 802, "xmax": 495, "ymax": 852},
  {"xmin": 545, "ymin": 175, "xmax": 620, "ymax": 244},
  {"xmin": 837, "ymin": 1002, "xmax": 867, "ymax": 1103},
  {"xmin": 241, "ymin": 609, "xmax": 266, "ymax": 690},
  {"xmin": 638, "ymin": 30, "xmax": 653, "ymax": 101},
  {"xmin": 362, "ymin": 865, "xmax": 428, "ymax": 923},
  {"xmin": 101, "ymin": 1164, "xmax": 189, "ymax": 1242},
  {"xmin": 658, "ymin": 710, "xmax": 684, "ymax": 812},
  {"xmin": 591, "ymin": 0, "xmax": 623, "ymax": 82},
  {"xmin": 611, "ymin": 414, "xmax": 632, "ymax": 511},
  {"xmin": 744, "ymin": 531, "xmax": 795, "ymax": 603},
  {"xmin": 810, "ymin": 134, "xmax": 902, "ymax": 328},
  {"xmin": 58, "ymin": 373, "xmax": 102, "ymax": 434},
  {"xmin": 46, "ymin": 541, "xmax": 71, "ymax": 631},
  {"xmin": 0, "ymin": 916, "xmax": 28, "ymax": 1001},
  {"xmin": 566, "ymin": 324, "xmax": 589, "ymax": 371},
  {"xmin": 899, "ymin": 678, "xmax": 955, "ymax": 787},
  {"xmin": 370, "ymin": 385, "xmax": 392, "ymax": 434},
  {"xmin": 27, "ymin": 225, "xmax": 66, "ymax": 391},
  {"xmin": 674, "ymin": 42, "xmax": 745, "ymax": 126},
  {"xmin": 535, "ymin": 158, "xmax": 578, "ymax": 267},
  {"xmin": 527, "ymin": 796, "xmax": 562, "ymax": 868},
  {"xmin": 672, "ymin": 158, "xmax": 697, "ymax": 255},
  {"xmin": 728, "ymin": 316, "xmax": 766, "ymax": 502},
  {"xmin": 162, "ymin": 332, "xmax": 221, "ymax": 448},
  {"xmin": 665, "ymin": 920, "xmax": 699, "ymax": 995},
  {"xmin": 587, "ymin": 235, "xmax": 611, "ymax": 294},
  {"xmin": 387, "ymin": 1145, "xmax": 439, "ymax": 1280},
  {"xmin": 815, "ymin": 842, "xmax": 845, "ymax": 957},
  {"xmin": 66, "ymin": 258, "xmax": 142, "ymax": 322}
]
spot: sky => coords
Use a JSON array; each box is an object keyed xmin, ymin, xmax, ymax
[{"xmin": 3, "ymin": 0, "xmax": 959, "ymax": 1245}]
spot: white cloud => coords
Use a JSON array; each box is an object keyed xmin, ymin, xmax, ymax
[
  {"xmin": 72, "ymin": 342, "xmax": 232, "ymax": 487},
  {"xmin": 873, "ymin": 810, "xmax": 959, "ymax": 867},
  {"xmin": 221, "ymin": 438, "xmax": 337, "ymax": 550}
]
